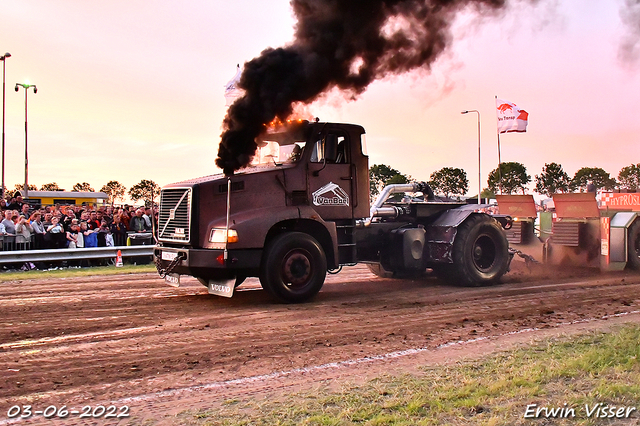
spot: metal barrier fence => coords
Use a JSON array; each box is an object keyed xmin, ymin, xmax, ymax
[{"xmin": 0, "ymin": 245, "xmax": 155, "ymax": 265}]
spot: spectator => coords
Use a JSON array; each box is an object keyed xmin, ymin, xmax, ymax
[
  {"xmin": 46, "ymin": 216, "xmax": 66, "ymax": 249},
  {"xmin": 82, "ymin": 222, "xmax": 98, "ymax": 248},
  {"xmin": 63, "ymin": 210, "xmax": 77, "ymax": 232},
  {"xmin": 42, "ymin": 212, "xmax": 53, "ymax": 228},
  {"xmin": 110, "ymin": 214, "xmax": 128, "ymax": 246},
  {"xmin": 66, "ymin": 222, "xmax": 80, "ymax": 248},
  {"xmin": 87, "ymin": 211, "xmax": 100, "ymax": 230},
  {"xmin": 7, "ymin": 195, "xmax": 23, "ymax": 211},
  {"xmin": 96, "ymin": 210, "xmax": 109, "ymax": 227},
  {"xmin": 0, "ymin": 198, "xmax": 7, "ymax": 210},
  {"xmin": 30, "ymin": 212, "xmax": 45, "ymax": 249},
  {"xmin": 19, "ymin": 203, "xmax": 30, "ymax": 218},
  {"xmin": 119, "ymin": 208, "xmax": 131, "ymax": 230},
  {"xmin": 143, "ymin": 207, "xmax": 152, "ymax": 230},
  {"xmin": 76, "ymin": 223, "xmax": 85, "ymax": 248},
  {"xmin": 97, "ymin": 219, "xmax": 110, "ymax": 247},
  {"xmin": 2, "ymin": 210, "xmax": 16, "ymax": 235},
  {"xmin": 129, "ymin": 208, "xmax": 149, "ymax": 233},
  {"xmin": 46, "ymin": 216, "xmax": 64, "ymax": 234},
  {"xmin": 15, "ymin": 215, "xmax": 33, "ymax": 248}
]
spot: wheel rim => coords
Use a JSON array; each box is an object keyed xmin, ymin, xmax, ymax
[
  {"xmin": 281, "ymin": 248, "xmax": 313, "ymax": 288},
  {"xmin": 472, "ymin": 234, "xmax": 497, "ymax": 272}
]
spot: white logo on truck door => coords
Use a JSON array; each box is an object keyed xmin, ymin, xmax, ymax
[{"xmin": 312, "ymin": 182, "xmax": 349, "ymax": 206}]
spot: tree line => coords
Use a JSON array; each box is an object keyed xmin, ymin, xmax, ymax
[
  {"xmin": 370, "ymin": 162, "xmax": 640, "ymax": 199},
  {"xmin": 8, "ymin": 179, "xmax": 161, "ymax": 205}
]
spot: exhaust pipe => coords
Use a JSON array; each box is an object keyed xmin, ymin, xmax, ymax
[{"xmin": 363, "ymin": 182, "xmax": 434, "ymax": 226}]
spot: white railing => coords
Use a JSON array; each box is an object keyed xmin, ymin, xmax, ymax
[{"xmin": 0, "ymin": 245, "xmax": 155, "ymax": 264}]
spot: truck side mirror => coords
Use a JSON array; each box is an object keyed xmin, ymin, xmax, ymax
[{"xmin": 324, "ymin": 134, "xmax": 338, "ymax": 163}]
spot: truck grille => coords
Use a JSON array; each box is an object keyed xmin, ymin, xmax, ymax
[{"xmin": 158, "ymin": 188, "xmax": 192, "ymax": 243}]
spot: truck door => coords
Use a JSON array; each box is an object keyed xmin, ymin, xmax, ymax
[{"xmin": 308, "ymin": 131, "xmax": 354, "ymax": 220}]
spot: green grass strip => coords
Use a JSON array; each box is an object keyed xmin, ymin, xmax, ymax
[
  {"xmin": 180, "ymin": 324, "xmax": 640, "ymax": 426},
  {"xmin": 0, "ymin": 264, "xmax": 156, "ymax": 282}
]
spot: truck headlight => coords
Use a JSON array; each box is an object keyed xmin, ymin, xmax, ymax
[{"xmin": 209, "ymin": 228, "xmax": 238, "ymax": 243}]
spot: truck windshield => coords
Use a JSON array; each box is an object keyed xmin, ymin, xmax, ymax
[{"xmin": 245, "ymin": 139, "xmax": 306, "ymax": 169}]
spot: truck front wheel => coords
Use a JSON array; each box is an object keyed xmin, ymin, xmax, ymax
[
  {"xmin": 442, "ymin": 214, "xmax": 510, "ymax": 286},
  {"xmin": 260, "ymin": 232, "xmax": 327, "ymax": 303}
]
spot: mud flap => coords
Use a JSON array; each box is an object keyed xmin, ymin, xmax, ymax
[{"xmin": 207, "ymin": 279, "xmax": 235, "ymax": 298}]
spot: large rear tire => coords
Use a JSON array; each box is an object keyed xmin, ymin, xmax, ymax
[
  {"xmin": 260, "ymin": 232, "xmax": 327, "ymax": 303},
  {"xmin": 627, "ymin": 219, "xmax": 640, "ymax": 271},
  {"xmin": 441, "ymin": 214, "xmax": 510, "ymax": 286}
]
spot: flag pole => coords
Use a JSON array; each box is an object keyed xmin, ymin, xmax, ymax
[{"xmin": 495, "ymin": 96, "xmax": 502, "ymax": 194}]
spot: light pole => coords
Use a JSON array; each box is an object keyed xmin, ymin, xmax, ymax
[
  {"xmin": 461, "ymin": 110, "xmax": 481, "ymax": 204},
  {"xmin": 15, "ymin": 83, "xmax": 37, "ymax": 200},
  {"xmin": 0, "ymin": 52, "xmax": 10, "ymax": 200}
]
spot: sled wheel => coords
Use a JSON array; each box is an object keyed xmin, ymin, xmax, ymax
[{"xmin": 627, "ymin": 219, "xmax": 640, "ymax": 271}]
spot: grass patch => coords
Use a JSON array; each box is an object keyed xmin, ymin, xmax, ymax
[
  {"xmin": 180, "ymin": 324, "xmax": 640, "ymax": 425},
  {"xmin": 0, "ymin": 264, "xmax": 156, "ymax": 282}
]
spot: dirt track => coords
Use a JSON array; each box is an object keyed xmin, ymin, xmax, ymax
[{"xmin": 1, "ymin": 262, "xmax": 640, "ymax": 424}]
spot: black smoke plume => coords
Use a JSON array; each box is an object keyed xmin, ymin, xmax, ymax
[
  {"xmin": 620, "ymin": 0, "xmax": 640, "ymax": 64},
  {"xmin": 216, "ymin": 0, "xmax": 517, "ymax": 175}
]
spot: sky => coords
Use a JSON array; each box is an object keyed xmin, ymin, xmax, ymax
[{"xmin": 1, "ymin": 0, "xmax": 639, "ymax": 200}]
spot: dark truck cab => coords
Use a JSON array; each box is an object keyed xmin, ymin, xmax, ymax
[{"xmin": 154, "ymin": 121, "xmax": 511, "ymax": 302}]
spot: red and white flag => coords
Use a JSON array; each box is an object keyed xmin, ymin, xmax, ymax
[
  {"xmin": 496, "ymin": 98, "xmax": 528, "ymax": 133},
  {"xmin": 224, "ymin": 64, "xmax": 244, "ymax": 107}
]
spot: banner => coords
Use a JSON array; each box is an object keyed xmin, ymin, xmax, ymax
[{"xmin": 496, "ymin": 98, "xmax": 528, "ymax": 133}]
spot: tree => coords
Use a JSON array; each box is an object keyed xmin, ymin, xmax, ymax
[
  {"xmin": 487, "ymin": 162, "xmax": 531, "ymax": 194},
  {"xmin": 369, "ymin": 164, "xmax": 411, "ymax": 197},
  {"xmin": 40, "ymin": 182, "xmax": 64, "ymax": 191},
  {"xmin": 534, "ymin": 162, "xmax": 572, "ymax": 196},
  {"xmin": 428, "ymin": 167, "xmax": 469, "ymax": 199},
  {"xmin": 571, "ymin": 167, "xmax": 616, "ymax": 192},
  {"xmin": 618, "ymin": 163, "xmax": 640, "ymax": 191},
  {"xmin": 480, "ymin": 188, "xmax": 495, "ymax": 199},
  {"xmin": 13, "ymin": 183, "xmax": 37, "ymax": 192},
  {"xmin": 128, "ymin": 179, "xmax": 160, "ymax": 206},
  {"xmin": 101, "ymin": 181, "xmax": 127, "ymax": 205},
  {"xmin": 72, "ymin": 182, "xmax": 95, "ymax": 192}
]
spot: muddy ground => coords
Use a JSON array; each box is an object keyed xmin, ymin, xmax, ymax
[{"xmin": 1, "ymin": 261, "xmax": 640, "ymax": 424}]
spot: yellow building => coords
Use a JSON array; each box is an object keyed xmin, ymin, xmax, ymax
[{"xmin": 18, "ymin": 190, "xmax": 109, "ymax": 208}]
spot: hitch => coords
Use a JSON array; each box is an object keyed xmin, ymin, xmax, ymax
[
  {"xmin": 508, "ymin": 247, "xmax": 539, "ymax": 271},
  {"xmin": 155, "ymin": 252, "xmax": 186, "ymax": 278},
  {"xmin": 493, "ymin": 214, "xmax": 513, "ymax": 230}
]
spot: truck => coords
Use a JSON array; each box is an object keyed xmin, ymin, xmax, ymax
[{"xmin": 153, "ymin": 120, "xmax": 514, "ymax": 303}]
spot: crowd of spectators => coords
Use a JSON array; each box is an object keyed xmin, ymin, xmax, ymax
[{"xmin": 0, "ymin": 195, "xmax": 158, "ymax": 251}]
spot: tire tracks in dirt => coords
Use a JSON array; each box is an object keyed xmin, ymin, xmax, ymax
[{"xmin": 1, "ymin": 265, "xmax": 640, "ymax": 424}]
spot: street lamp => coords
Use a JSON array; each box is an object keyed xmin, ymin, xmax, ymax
[
  {"xmin": 461, "ymin": 110, "xmax": 481, "ymax": 204},
  {"xmin": 15, "ymin": 82, "xmax": 37, "ymax": 200},
  {"xmin": 0, "ymin": 52, "xmax": 10, "ymax": 199}
]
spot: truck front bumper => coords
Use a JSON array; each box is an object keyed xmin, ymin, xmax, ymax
[{"xmin": 154, "ymin": 246, "xmax": 262, "ymax": 279}]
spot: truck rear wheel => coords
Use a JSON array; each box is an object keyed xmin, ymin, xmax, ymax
[
  {"xmin": 260, "ymin": 232, "xmax": 327, "ymax": 303},
  {"xmin": 627, "ymin": 220, "xmax": 640, "ymax": 271},
  {"xmin": 441, "ymin": 214, "xmax": 510, "ymax": 286}
]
